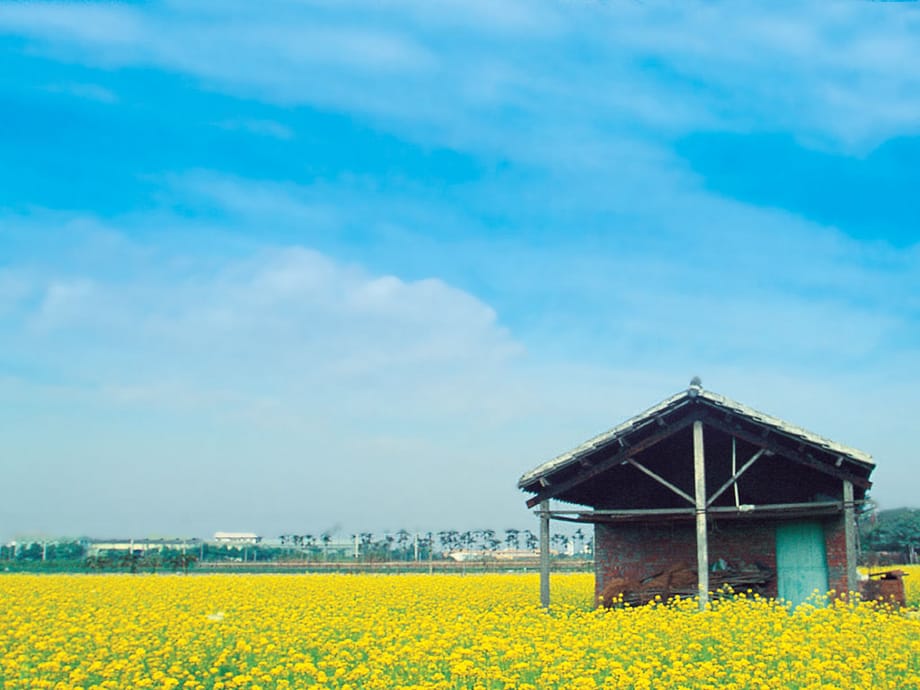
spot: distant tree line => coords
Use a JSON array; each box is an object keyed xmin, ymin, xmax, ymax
[
  {"xmin": 860, "ymin": 508, "xmax": 920, "ymax": 563},
  {"xmin": 84, "ymin": 549, "xmax": 198, "ymax": 574},
  {"xmin": 2, "ymin": 528, "xmax": 594, "ymax": 571},
  {"xmin": 276, "ymin": 528, "xmax": 592, "ymax": 563},
  {"xmin": 8, "ymin": 511, "xmax": 920, "ymax": 572},
  {"xmin": 0, "ymin": 541, "xmax": 85, "ymax": 562},
  {"xmin": 0, "ymin": 542, "xmax": 198, "ymax": 573}
]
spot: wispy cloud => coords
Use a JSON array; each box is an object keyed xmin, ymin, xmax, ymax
[
  {"xmin": 3, "ymin": 1, "xmax": 919, "ymax": 151},
  {"xmin": 1, "ymin": 221, "xmax": 522, "ymax": 397},
  {"xmin": 31, "ymin": 278, "xmax": 97, "ymax": 330},
  {"xmin": 0, "ymin": 1, "xmax": 918, "ymax": 538},
  {"xmin": 159, "ymin": 165, "xmax": 920, "ymax": 374},
  {"xmin": 0, "ymin": 3, "xmax": 143, "ymax": 46},
  {"xmin": 0, "ymin": 219, "xmax": 549, "ymax": 535},
  {"xmin": 1, "ymin": 209, "xmax": 918, "ymax": 534},
  {"xmin": 42, "ymin": 81, "xmax": 118, "ymax": 103}
]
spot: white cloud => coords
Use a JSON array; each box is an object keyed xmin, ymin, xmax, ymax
[
  {"xmin": 2, "ymin": 1, "xmax": 919, "ymax": 152},
  {"xmin": 0, "ymin": 225, "xmax": 548, "ymax": 537},
  {"xmin": 1, "ymin": 2, "xmax": 919, "ymax": 536},
  {"xmin": 43, "ymin": 82, "xmax": 118, "ymax": 103},
  {"xmin": 31, "ymin": 278, "xmax": 96, "ymax": 331},
  {"xmin": 171, "ymin": 171, "xmax": 340, "ymax": 229},
  {"xmin": 1, "ymin": 215, "xmax": 918, "ymax": 536},
  {"xmin": 0, "ymin": 3, "xmax": 142, "ymax": 45},
  {"xmin": 161, "ymin": 159, "xmax": 920, "ymax": 376},
  {"xmin": 3, "ymin": 233, "xmax": 521, "ymax": 400}
]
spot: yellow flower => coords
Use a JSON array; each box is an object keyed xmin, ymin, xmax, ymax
[{"xmin": 0, "ymin": 572, "xmax": 917, "ymax": 689}]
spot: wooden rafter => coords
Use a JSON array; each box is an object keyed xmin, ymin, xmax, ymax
[
  {"xmin": 706, "ymin": 448, "xmax": 767, "ymax": 507},
  {"xmin": 524, "ymin": 413, "xmax": 698, "ymax": 508},
  {"xmin": 702, "ymin": 416, "xmax": 871, "ymax": 489},
  {"xmin": 524, "ymin": 403, "xmax": 871, "ymax": 511},
  {"xmin": 626, "ymin": 458, "xmax": 694, "ymax": 505}
]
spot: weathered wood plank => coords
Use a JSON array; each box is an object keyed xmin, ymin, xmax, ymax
[
  {"xmin": 706, "ymin": 448, "xmax": 766, "ymax": 507},
  {"xmin": 548, "ymin": 500, "xmax": 849, "ymax": 523},
  {"xmin": 843, "ymin": 480, "xmax": 858, "ymax": 595},
  {"xmin": 626, "ymin": 458, "xmax": 695, "ymax": 505},
  {"xmin": 539, "ymin": 500, "xmax": 550, "ymax": 608},
  {"xmin": 693, "ymin": 420, "xmax": 709, "ymax": 611}
]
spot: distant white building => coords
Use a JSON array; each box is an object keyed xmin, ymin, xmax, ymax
[
  {"xmin": 213, "ymin": 532, "xmax": 261, "ymax": 545},
  {"xmin": 493, "ymin": 549, "xmax": 540, "ymax": 561},
  {"xmin": 86, "ymin": 538, "xmax": 199, "ymax": 556},
  {"xmin": 449, "ymin": 549, "xmax": 545, "ymax": 562},
  {"xmin": 446, "ymin": 550, "xmax": 482, "ymax": 562}
]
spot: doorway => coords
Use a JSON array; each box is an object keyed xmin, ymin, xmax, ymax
[{"xmin": 776, "ymin": 521, "xmax": 829, "ymax": 607}]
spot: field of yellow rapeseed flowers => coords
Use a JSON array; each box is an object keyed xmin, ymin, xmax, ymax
[
  {"xmin": 1, "ymin": 573, "xmax": 919, "ymax": 690},
  {"xmin": 865, "ymin": 563, "xmax": 920, "ymax": 606},
  {"xmin": 905, "ymin": 564, "xmax": 920, "ymax": 604}
]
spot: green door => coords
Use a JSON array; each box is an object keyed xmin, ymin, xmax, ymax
[{"xmin": 776, "ymin": 521, "xmax": 829, "ymax": 607}]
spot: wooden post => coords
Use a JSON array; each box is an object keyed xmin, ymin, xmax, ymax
[
  {"xmin": 540, "ymin": 499, "xmax": 550, "ymax": 608},
  {"xmin": 843, "ymin": 480, "xmax": 857, "ymax": 596},
  {"xmin": 693, "ymin": 420, "xmax": 709, "ymax": 610}
]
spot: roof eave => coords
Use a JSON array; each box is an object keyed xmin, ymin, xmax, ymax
[
  {"xmin": 517, "ymin": 388, "xmax": 695, "ymax": 489},
  {"xmin": 518, "ymin": 387, "xmax": 874, "ymax": 495}
]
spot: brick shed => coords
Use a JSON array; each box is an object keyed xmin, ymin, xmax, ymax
[{"xmin": 518, "ymin": 380, "xmax": 875, "ymax": 608}]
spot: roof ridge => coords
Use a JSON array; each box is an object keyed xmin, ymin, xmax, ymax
[{"xmin": 518, "ymin": 385, "xmax": 873, "ymax": 490}]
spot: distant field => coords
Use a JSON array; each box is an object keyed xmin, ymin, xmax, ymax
[{"xmin": 1, "ymin": 573, "xmax": 918, "ymax": 690}]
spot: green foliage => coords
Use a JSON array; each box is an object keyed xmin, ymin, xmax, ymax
[
  {"xmin": 1, "ymin": 528, "xmax": 594, "ymax": 573},
  {"xmin": 0, "ymin": 540, "xmax": 86, "ymax": 562},
  {"xmin": 861, "ymin": 507, "xmax": 920, "ymax": 554}
]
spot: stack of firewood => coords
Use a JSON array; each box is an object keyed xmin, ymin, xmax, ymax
[{"xmin": 597, "ymin": 561, "xmax": 774, "ymax": 607}]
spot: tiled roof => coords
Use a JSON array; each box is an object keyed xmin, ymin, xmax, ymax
[{"xmin": 518, "ymin": 384, "xmax": 873, "ymax": 489}]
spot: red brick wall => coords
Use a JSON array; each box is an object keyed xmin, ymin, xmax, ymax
[
  {"xmin": 594, "ymin": 516, "xmax": 848, "ymax": 601},
  {"xmin": 824, "ymin": 518, "xmax": 848, "ymax": 595}
]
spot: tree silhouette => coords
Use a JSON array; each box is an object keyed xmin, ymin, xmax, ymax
[
  {"xmin": 438, "ymin": 530, "xmax": 458, "ymax": 555},
  {"xmin": 551, "ymin": 533, "xmax": 570, "ymax": 555},
  {"xmin": 359, "ymin": 533, "xmax": 373, "ymax": 561},
  {"xmin": 460, "ymin": 531, "xmax": 474, "ymax": 553},
  {"xmin": 481, "ymin": 529, "xmax": 499, "ymax": 553},
  {"xmin": 393, "ymin": 530, "xmax": 410, "ymax": 561},
  {"xmin": 84, "ymin": 555, "xmax": 109, "ymax": 571},
  {"xmin": 522, "ymin": 529, "xmax": 538, "ymax": 551},
  {"xmin": 168, "ymin": 552, "xmax": 197, "ymax": 574},
  {"xmin": 120, "ymin": 551, "xmax": 141, "ymax": 573},
  {"xmin": 141, "ymin": 550, "xmax": 163, "ymax": 573}
]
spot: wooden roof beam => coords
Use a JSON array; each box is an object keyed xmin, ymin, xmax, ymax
[
  {"xmin": 525, "ymin": 414, "xmax": 698, "ymax": 508},
  {"xmin": 549, "ymin": 500, "xmax": 851, "ymax": 524},
  {"xmin": 706, "ymin": 448, "xmax": 766, "ymax": 508},
  {"xmin": 626, "ymin": 458, "xmax": 695, "ymax": 505},
  {"xmin": 702, "ymin": 416, "xmax": 871, "ymax": 489}
]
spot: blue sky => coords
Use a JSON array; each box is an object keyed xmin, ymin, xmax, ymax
[{"xmin": 0, "ymin": 1, "xmax": 918, "ymax": 541}]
